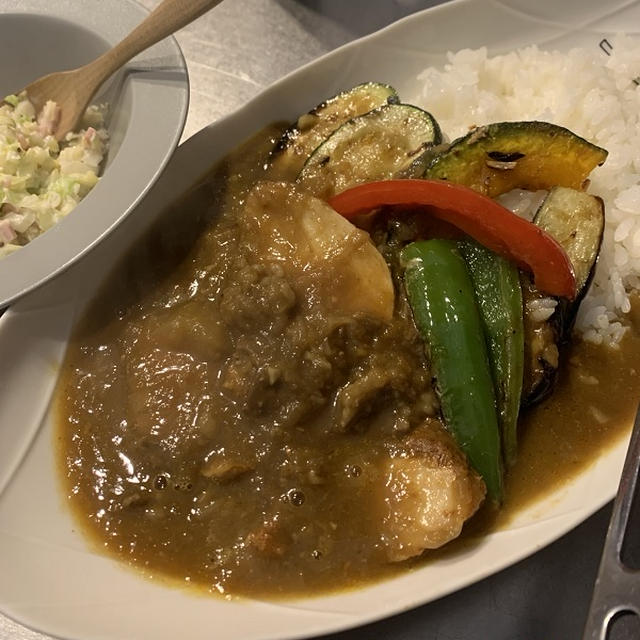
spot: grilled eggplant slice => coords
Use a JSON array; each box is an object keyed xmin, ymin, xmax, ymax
[
  {"xmin": 424, "ymin": 121, "xmax": 607, "ymax": 198},
  {"xmin": 297, "ymin": 103, "xmax": 442, "ymax": 200},
  {"xmin": 534, "ymin": 186, "xmax": 605, "ymax": 329},
  {"xmin": 269, "ymin": 82, "xmax": 398, "ymax": 178},
  {"xmin": 520, "ymin": 278, "xmax": 561, "ymax": 407},
  {"xmin": 521, "ymin": 187, "xmax": 605, "ymax": 406}
]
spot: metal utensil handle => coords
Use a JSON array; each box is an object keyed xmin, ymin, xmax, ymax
[{"xmin": 583, "ymin": 403, "xmax": 640, "ymax": 640}]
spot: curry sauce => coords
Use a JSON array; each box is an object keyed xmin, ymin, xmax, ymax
[{"xmin": 56, "ymin": 125, "xmax": 640, "ymax": 599}]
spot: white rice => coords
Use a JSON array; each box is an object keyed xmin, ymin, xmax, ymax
[
  {"xmin": 413, "ymin": 35, "xmax": 640, "ymax": 346},
  {"xmin": 525, "ymin": 297, "xmax": 558, "ymax": 324}
]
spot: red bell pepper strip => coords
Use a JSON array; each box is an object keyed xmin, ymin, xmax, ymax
[{"xmin": 328, "ymin": 179, "xmax": 576, "ymax": 299}]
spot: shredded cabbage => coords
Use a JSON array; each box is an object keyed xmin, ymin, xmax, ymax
[{"xmin": 0, "ymin": 93, "xmax": 108, "ymax": 258}]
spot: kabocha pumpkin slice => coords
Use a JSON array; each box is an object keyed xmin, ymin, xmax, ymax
[
  {"xmin": 424, "ymin": 121, "xmax": 607, "ymax": 197},
  {"xmin": 269, "ymin": 82, "xmax": 398, "ymax": 178}
]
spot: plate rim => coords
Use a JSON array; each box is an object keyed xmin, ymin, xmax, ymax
[{"xmin": 0, "ymin": 0, "xmax": 637, "ymax": 638}]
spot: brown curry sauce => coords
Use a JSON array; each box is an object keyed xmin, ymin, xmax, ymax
[{"xmin": 55, "ymin": 125, "xmax": 640, "ymax": 599}]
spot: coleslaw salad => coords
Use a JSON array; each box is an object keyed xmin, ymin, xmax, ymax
[{"xmin": 0, "ymin": 93, "xmax": 107, "ymax": 258}]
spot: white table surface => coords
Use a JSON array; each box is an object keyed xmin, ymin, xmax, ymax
[{"xmin": 1, "ymin": 1, "xmax": 632, "ymax": 639}]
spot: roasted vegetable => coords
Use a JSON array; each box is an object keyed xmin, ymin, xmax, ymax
[
  {"xmin": 521, "ymin": 187, "xmax": 605, "ymax": 405},
  {"xmin": 328, "ymin": 178, "xmax": 576, "ymax": 299},
  {"xmin": 420, "ymin": 121, "xmax": 605, "ymax": 407},
  {"xmin": 269, "ymin": 82, "xmax": 398, "ymax": 178},
  {"xmin": 424, "ymin": 121, "xmax": 608, "ymax": 198},
  {"xmin": 520, "ymin": 276, "xmax": 560, "ymax": 407},
  {"xmin": 534, "ymin": 186, "xmax": 605, "ymax": 333},
  {"xmin": 297, "ymin": 104, "xmax": 441, "ymax": 200},
  {"xmin": 459, "ymin": 239, "xmax": 524, "ymax": 467},
  {"xmin": 401, "ymin": 239, "xmax": 503, "ymax": 503}
]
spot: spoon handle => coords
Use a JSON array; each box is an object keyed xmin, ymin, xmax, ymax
[{"xmin": 87, "ymin": 0, "xmax": 223, "ymax": 86}]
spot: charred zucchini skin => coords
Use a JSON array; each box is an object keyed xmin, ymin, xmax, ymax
[
  {"xmin": 521, "ymin": 187, "xmax": 605, "ymax": 406},
  {"xmin": 269, "ymin": 82, "xmax": 398, "ymax": 179},
  {"xmin": 297, "ymin": 103, "xmax": 442, "ymax": 200},
  {"xmin": 424, "ymin": 121, "xmax": 608, "ymax": 198}
]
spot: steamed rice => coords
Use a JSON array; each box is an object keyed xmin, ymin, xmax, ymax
[{"xmin": 413, "ymin": 35, "xmax": 640, "ymax": 346}]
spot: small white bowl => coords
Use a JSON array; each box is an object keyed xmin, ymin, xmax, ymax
[{"xmin": 0, "ymin": 0, "xmax": 189, "ymax": 307}]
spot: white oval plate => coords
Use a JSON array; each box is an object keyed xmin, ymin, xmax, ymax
[
  {"xmin": 0, "ymin": 0, "xmax": 188, "ymax": 308},
  {"xmin": 0, "ymin": 1, "xmax": 639, "ymax": 639}
]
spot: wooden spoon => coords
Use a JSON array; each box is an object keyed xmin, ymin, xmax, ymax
[{"xmin": 18, "ymin": 0, "xmax": 223, "ymax": 140}]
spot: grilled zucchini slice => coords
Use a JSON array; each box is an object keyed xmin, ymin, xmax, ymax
[
  {"xmin": 424, "ymin": 121, "xmax": 608, "ymax": 198},
  {"xmin": 269, "ymin": 82, "xmax": 398, "ymax": 179},
  {"xmin": 521, "ymin": 187, "xmax": 604, "ymax": 406},
  {"xmin": 297, "ymin": 104, "xmax": 441, "ymax": 200}
]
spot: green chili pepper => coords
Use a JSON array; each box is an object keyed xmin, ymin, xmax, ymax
[
  {"xmin": 458, "ymin": 239, "xmax": 524, "ymax": 468},
  {"xmin": 401, "ymin": 239, "xmax": 503, "ymax": 503}
]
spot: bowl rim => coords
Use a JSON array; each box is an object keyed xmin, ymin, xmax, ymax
[{"xmin": 0, "ymin": 0, "xmax": 189, "ymax": 309}]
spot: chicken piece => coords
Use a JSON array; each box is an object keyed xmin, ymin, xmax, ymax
[
  {"xmin": 239, "ymin": 181, "xmax": 394, "ymax": 322},
  {"xmin": 379, "ymin": 424, "xmax": 486, "ymax": 561}
]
